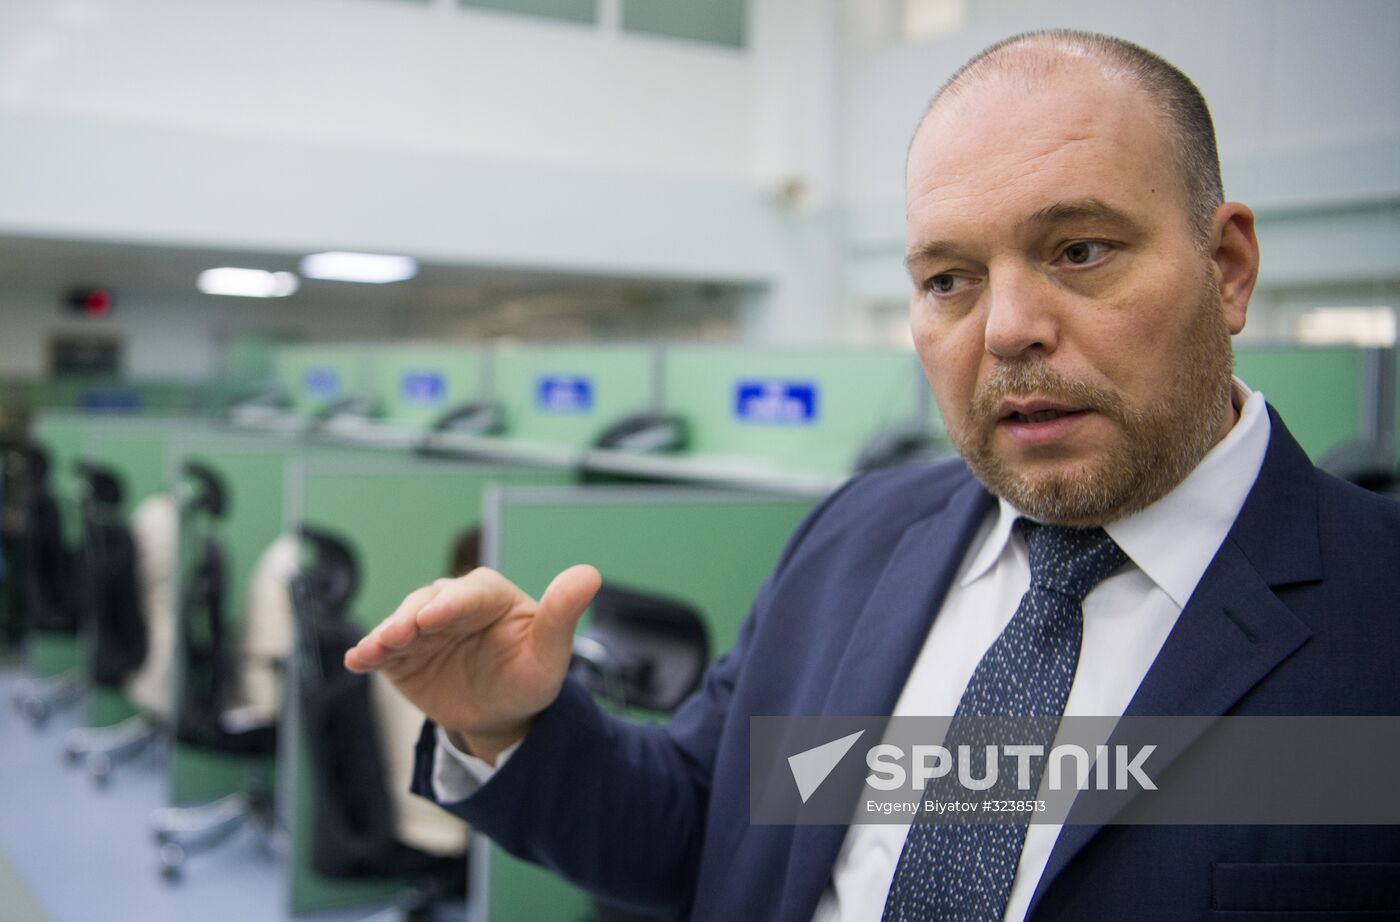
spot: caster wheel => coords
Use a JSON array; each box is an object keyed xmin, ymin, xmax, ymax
[
  {"xmin": 22, "ymin": 700, "xmax": 49, "ymax": 727},
  {"xmin": 63, "ymin": 745, "xmax": 84, "ymax": 766},
  {"xmin": 157, "ymin": 843, "xmax": 185, "ymax": 883}
]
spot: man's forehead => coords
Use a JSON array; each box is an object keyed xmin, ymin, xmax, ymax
[
  {"xmin": 912, "ymin": 58, "xmax": 1148, "ymax": 166},
  {"xmin": 906, "ymin": 63, "xmax": 1173, "ymax": 207},
  {"xmin": 902, "ymin": 74, "xmax": 1184, "ymax": 256}
]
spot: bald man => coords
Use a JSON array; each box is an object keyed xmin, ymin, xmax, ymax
[{"xmin": 348, "ymin": 31, "xmax": 1400, "ymax": 921}]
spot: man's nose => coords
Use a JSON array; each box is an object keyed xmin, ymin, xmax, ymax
[{"xmin": 982, "ymin": 269, "xmax": 1060, "ymax": 359}]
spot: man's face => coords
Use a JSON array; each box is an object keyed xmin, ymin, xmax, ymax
[{"xmin": 905, "ymin": 62, "xmax": 1243, "ymax": 526}]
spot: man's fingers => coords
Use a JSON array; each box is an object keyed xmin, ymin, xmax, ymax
[
  {"xmin": 344, "ymin": 647, "xmax": 368, "ymax": 672},
  {"xmin": 384, "ymin": 584, "xmax": 443, "ymax": 632},
  {"xmin": 348, "ymin": 564, "xmax": 599, "ymax": 676},
  {"xmin": 531, "ymin": 564, "xmax": 603, "ymax": 666},
  {"xmin": 346, "ymin": 584, "xmax": 442, "ymax": 671},
  {"xmin": 377, "ymin": 611, "xmax": 422, "ymax": 650},
  {"xmin": 345, "ymin": 636, "xmax": 384, "ymax": 672},
  {"xmin": 413, "ymin": 568, "xmax": 519, "ymax": 634}
]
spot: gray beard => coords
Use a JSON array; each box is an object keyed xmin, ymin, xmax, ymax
[{"xmin": 950, "ymin": 286, "xmax": 1234, "ymax": 527}]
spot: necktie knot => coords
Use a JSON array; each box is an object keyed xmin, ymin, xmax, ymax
[{"xmin": 1022, "ymin": 521, "xmax": 1127, "ymax": 603}]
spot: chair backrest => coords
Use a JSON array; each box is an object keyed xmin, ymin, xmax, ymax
[
  {"xmin": 230, "ymin": 533, "xmax": 300, "ymax": 724},
  {"xmin": 19, "ymin": 447, "xmax": 79, "ymax": 634},
  {"xmin": 173, "ymin": 466, "xmax": 237, "ymax": 746},
  {"xmin": 76, "ymin": 462, "xmax": 147, "ymax": 687},
  {"xmin": 371, "ymin": 673, "xmax": 471, "ymax": 857},
  {"xmin": 571, "ymin": 583, "xmax": 710, "ymax": 714},
  {"xmin": 124, "ymin": 493, "xmax": 179, "ymax": 719},
  {"xmin": 291, "ymin": 525, "xmax": 468, "ymax": 880}
]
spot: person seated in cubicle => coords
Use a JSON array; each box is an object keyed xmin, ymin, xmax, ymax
[{"xmin": 346, "ymin": 31, "xmax": 1400, "ymax": 921}]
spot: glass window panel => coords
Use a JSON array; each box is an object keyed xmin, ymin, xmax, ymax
[
  {"xmin": 459, "ymin": 0, "xmax": 597, "ymax": 26},
  {"xmin": 621, "ymin": 0, "xmax": 745, "ymax": 48}
]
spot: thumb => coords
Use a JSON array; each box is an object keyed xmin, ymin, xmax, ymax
[{"xmin": 530, "ymin": 564, "xmax": 603, "ymax": 668}]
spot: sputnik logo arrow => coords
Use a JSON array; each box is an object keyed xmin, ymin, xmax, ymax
[{"xmin": 788, "ymin": 730, "xmax": 865, "ymax": 803}]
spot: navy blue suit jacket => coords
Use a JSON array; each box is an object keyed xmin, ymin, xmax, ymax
[{"xmin": 413, "ymin": 408, "xmax": 1400, "ymax": 920}]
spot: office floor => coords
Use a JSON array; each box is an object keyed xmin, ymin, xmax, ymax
[{"xmin": 0, "ymin": 667, "xmax": 458, "ymax": 922}]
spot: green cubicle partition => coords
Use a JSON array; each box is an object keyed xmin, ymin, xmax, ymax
[
  {"xmin": 274, "ymin": 345, "xmax": 375, "ymax": 417},
  {"xmin": 1234, "ymin": 345, "xmax": 1362, "ymax": 459},
  {"xmin": 365, "ymin": 345, "xmax": 486, "ymax": 430},
  {"xmin": 82, "ymin": 419, "xmax": 178, "ymax": 506},
  {"xmin": 287, "ymin": 455, "xmax": 571, "ymax": 914},
  {"xmin": 662, "ymin": 346, "xmax": 930, "ymax": 478},
  {"xmin": 477, "ymin": 485, "xmax": 816, "ymax": 920},
  {"xmin": 492, "ymin": 344, "xmax": 657, "ymax": 447}
]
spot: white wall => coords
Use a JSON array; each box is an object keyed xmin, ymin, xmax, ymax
[
  {"xmin": 0, "ymin": 0, "xmax": 755, "ymax": 181},
  {"xmin": 841, "ymin": 0, "xmax": 1400, "ymax": 341}
]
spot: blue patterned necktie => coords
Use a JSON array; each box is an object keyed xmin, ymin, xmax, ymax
[{"xmin": 881, "ymin": 521, "xmax": 1127, "ymax": 922}]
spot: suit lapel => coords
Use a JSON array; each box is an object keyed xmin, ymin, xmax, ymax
[
  {"xmin": 777, "ymin": 474, "xmax": 995, "ymax": 920},
  {"xmin": 1027, "ymin": 408, "xmax": 1322, "ymax": 916}
]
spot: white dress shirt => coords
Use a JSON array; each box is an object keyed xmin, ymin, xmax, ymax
[{"xmin": 435, "ymin": 381, "xmax": 1272, "ymax": 922}]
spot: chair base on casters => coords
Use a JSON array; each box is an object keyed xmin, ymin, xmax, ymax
[
  {"xmin": 62, "ymin": 715, "xmax": 159, "ymax": 785},
  {"xmin": 150, "ymin": 787, "xmax": 272, "ymax": 882},
  {"xmin": 13, "ymin": 671, "xmax": 84, "ymax": 727}
]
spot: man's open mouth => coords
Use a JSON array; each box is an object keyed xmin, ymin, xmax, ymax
[
  {"xmin": 1005, "ymin": 408, "xmax": 1087, "ymax": 423},
  {"xmin": 997, "ymin": 401, "xmax": 1090, "ymax": 424}
]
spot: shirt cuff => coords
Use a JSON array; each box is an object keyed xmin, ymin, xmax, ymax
[{"xmin": 431, "ymin": 724, "xmax": 523, "ymax": 803}]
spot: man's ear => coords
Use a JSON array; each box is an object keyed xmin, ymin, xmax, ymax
[{"xmin": 1210, "ymin": 202, "xmax": 1259, "ymax": 335}]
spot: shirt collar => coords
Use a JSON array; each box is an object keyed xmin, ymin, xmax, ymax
[{"xmin": 959, "ymin": 378, "xmax": 1272, "ymax": 608}]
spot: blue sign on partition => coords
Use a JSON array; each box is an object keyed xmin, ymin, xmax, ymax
[
  {"xmin": 734, "ymin": 380, "xmax": 819, "ymax": 425},
  {"xmin": 80, "ymin": 389, "xmax": 142, "ymax": 413},
  {"xmin": 535, "ymin": 375, "xmax": 594, "ymax": 414},
  {"xmin": 401, "ymin": 370, "xmax": 447, "ymax": 406},
  {"xmin": 302, "ymin": 368, "xmax": 342, "ymax": 399}
]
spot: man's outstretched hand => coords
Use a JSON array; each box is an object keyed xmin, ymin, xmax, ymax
[{"xmin": 344, "ymin": 564, "xmax": 602, "ymax": 764}]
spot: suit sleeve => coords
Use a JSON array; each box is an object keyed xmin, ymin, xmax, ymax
[{"xmin": 408, "ymin": 476, "xmax": 864, "ymax": 916}]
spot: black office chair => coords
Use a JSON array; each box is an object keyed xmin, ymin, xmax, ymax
[
  {"xmin": 570, "ymin": 583, "xmax": 710, "ymax": 715},
  {"xmin": 60, "ymin": 462, "xmax": 159, "ymax": 783},
  {"xmin": 151, "ymin": 462, "xmax": 280, "ymax": 881},
  {"xmin": 292, "ymin": 526, "xmax": 468, "ymax": 919},
  {"xmin": 853, "ymin": 422, "xmax": 952, "ymax": 474},
  {"xmin": 12, "ymin": 446, "xmax": 85, "ymax": 726},
  {"xmin": 578, "ymin": 411, "xmax": 690, "ymax": 485},
  {"xmin": 75, "ymin": 463, "xmax": 148, "ymax": 689},
  {"xmin": 0, "ymin": 441, "xmax": 27, "ymax": 649},
  {"xmin": 1320, "ymin": 437, "xmax": 1400, "ymax": 494},
  {"xmin": 568, "ymin": 584, "xmax": 710, "ymax": 922}
]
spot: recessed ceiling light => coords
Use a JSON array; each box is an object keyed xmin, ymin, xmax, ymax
[
  {"xmin": 300, "ymin": 251, "xmax": 418, "ymax": 284},
  {"xmin": 197, "ymin": 268, "xmax": 299, "ymax": 298}
]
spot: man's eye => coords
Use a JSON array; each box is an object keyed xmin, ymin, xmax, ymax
[
  {"xmin": 926, "ymin": 274, "xmax": 964, "ymax": 295},
  {"xmin": 1061, "ymin": 241, "xmax": 1110, "ymax": 265}
]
